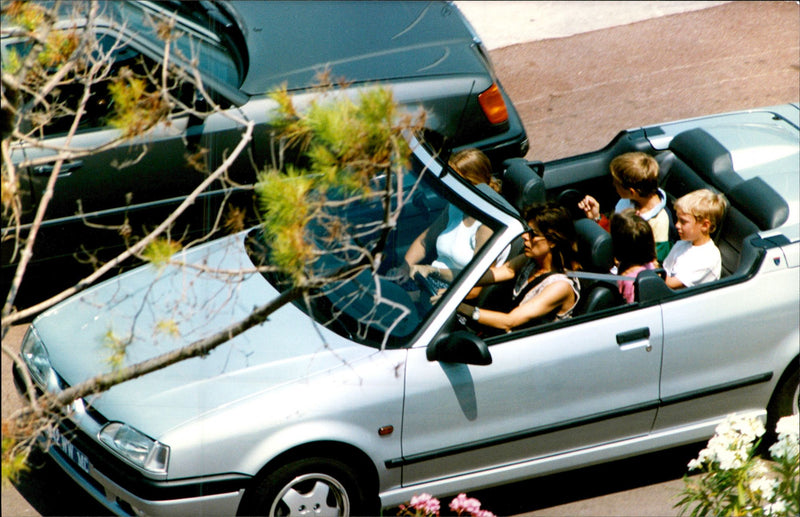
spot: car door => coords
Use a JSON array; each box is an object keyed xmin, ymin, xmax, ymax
[
  {"xmin": 4, "ymin": 41, "xmax": 249, "ymax": 301},
  {"xmin": 653, "ymin": 254, "xmax": 797, "ymax": 433},
  {"xmin": 399, "ymin": 306, "xmax": 662, "ymax": 486}
]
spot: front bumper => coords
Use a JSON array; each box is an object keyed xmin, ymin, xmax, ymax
[
  {"xmin": 47, "ymin": 442, "xmax": 245, "ymax": 517},
  {"xmin": 13, "ymin": 363, "xmax": 248, "ymax": 517}
]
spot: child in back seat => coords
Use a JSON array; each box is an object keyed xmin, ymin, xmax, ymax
[
  {"xmin": 578, "ymin": 152, "xmax": 672, "ymax": 262},
  {"xmin": 609, "ymin": 209, "xmax": 657, "ymax": 303},
  {"xmin": 663, "ymin": 189, "xmax": 728, "ymax": 289}
]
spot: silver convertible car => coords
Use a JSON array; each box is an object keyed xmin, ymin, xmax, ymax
[{"xmin": 15, "ymin": 105, "xmax": 799, "ymax": 516}]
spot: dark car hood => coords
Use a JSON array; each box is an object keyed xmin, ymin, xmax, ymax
[{"xmin": 230, "ymin": 1, "xmax": 486, "ymax": 95}]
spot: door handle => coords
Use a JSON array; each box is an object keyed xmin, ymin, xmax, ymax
[
  {"xmin": 616, "ymin": 327, "xmax": 652, "ymax": 351},
  {"xmin": 33, "ymin": 160, "xmax": 84, "ymax": 177}
]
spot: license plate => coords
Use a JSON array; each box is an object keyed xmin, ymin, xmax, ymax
[{"xmin": 51, "ymin": 426, "xmax": 91, "ymax": 474}]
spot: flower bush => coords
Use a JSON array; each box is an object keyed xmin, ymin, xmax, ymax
[
  {"xmin": 676, "ymin": 413, "xmax": 799, "ymax": 516},
  {"xmin": 397, "ymin": 493, "xmax": 495, "ymax": 517}
]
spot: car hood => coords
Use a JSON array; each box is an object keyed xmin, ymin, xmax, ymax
[
  {"xmin": 34, "ymin": 232, "xmax": 378, "ymax": 437},
  {"xmin": 232, "ymin": 1, "xmax": 486, "ymax": 95}
]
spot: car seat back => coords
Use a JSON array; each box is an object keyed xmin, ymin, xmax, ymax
[
  {"xmin": 501, "ymin": 158, "xmax": 546, "ymax": 213},
  {"xmin": 571, "ymin": 218, "xmax": 624, "ymax": 314},
  {"xmin": 659, "ymin": 129, "xmax": 736, "ymax": 276}
]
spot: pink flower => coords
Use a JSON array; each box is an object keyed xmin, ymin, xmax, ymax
[
  {"xmin": 408, "ymin": 493, "xmax": 441, "ymax": 516},
  {"xmin": 449, "ymin": 493, "xmax": 483, "ymax": 516}
]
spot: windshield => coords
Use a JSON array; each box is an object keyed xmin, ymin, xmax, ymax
[{"xmin": 247, "ymin": 151, "xmax": 506, "ymax": 349}]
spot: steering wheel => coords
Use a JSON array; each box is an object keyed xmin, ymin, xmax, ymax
[{"xmin": 413, "ymin": 271, "xmax": 438, "ymax": 298}]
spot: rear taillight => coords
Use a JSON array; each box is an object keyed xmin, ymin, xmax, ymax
[{"xmin": 478, "ymin": 83, "xmax": 509, "ymax": 125}]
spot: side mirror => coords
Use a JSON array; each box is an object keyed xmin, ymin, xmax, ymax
[{"xmin": 427, "ymin": 331, "xmax": 492, "ymax": 365}]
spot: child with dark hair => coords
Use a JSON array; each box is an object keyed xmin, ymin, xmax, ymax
[{"xmin": 610, "ymin": 209, "xmax": 657, "ymax": 303}]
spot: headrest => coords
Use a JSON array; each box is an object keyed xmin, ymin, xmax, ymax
[
  {"xmin": 501, "ymin": 158, "xmax": 546, "ymax": 213},
  {"xmin": 727, "ymin": 177, "xmax": 789, "ymax": 230},
  {"xmin": 668, "ymin": 128, "xmax": 740, "ymax": 191},
  {"xmin": 574, "ymin": 218, "xmax": 614, "ymax": 272}
]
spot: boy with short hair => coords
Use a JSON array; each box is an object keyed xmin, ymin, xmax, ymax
[
  {"xmin": 663, "ymin": 189, "xmax": 728, "ymax": 289},
  {"xmin": 579, "ymin": 152, "xmax": 672, "ymax": 262}
]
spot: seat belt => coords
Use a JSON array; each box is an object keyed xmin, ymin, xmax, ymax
[{"xmin": 566, "ymin": 271, "xmax": 636, "ymax": 282}]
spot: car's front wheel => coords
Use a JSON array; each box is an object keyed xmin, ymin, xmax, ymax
[{"xmin": 238, "ymin": 457, "xmax": 369, "ymax": 517}]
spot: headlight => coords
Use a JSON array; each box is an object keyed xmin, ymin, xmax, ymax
[
  {"xmin": 99, "ymin": 422, "xmax": 169, "ymax": 474},
  {"xmin": 21, "ymin": 326, "xmax": 60, "ymax": 391}
]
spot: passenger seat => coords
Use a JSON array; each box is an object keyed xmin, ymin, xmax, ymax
[{"xmin": 571, "ymin": 218, "xmax": 624, "ymax": 314}]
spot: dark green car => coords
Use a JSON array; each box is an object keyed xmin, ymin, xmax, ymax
[{"xmin": 2, "ymin": 1, "xmax": 528, "ymax": 306}]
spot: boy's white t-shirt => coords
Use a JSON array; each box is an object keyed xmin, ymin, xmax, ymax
[{"xmin": 663, "ymin": 240, "xmax": 721, "ymax": 287}]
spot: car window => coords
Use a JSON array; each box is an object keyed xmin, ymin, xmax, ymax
[
  {"xmin": 250, "ymin": 155, "xmax": 505, "ymax": 349},
  {"xmin": 4, "ymin": 2, "xmax": 239, "ymax": 139},
  {"xmin": 112, "ymin": 1, "xmax": 241, "ymax": 90}
]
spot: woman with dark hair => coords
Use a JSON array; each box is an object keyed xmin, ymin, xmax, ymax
[{"xmin": 457, "ymin": 202, "xmax": 581, "ymax": 332}]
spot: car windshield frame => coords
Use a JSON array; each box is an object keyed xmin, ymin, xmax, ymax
[{"xmin": 246, "ymin": 143, "xmax": 510, "ymax": 350}]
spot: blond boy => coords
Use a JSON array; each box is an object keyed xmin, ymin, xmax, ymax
[
  {"xmin": 579, "ymin": 152, "xmax": 672, "ymax": 262},
  {"xmin": 663, "ymin": 189, "xmax": 728, "ymax": 289}
]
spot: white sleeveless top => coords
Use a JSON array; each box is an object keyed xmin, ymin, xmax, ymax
[{"xmin": 431, "ymin": 205, "xmax": 479, "ymax": 271}]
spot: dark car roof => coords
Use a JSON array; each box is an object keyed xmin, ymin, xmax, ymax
[{"xmin": 228, "ymin": 1, "xmax": 487, "ymax": 96}]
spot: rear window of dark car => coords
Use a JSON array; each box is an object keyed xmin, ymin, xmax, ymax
[{"xmin": 233, "ymin": 0, "xmax": 487, "ymax": 95}]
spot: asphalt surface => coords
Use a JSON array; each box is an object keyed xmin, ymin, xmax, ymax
[{"xmin": 2, "ymin": 1, "xmax": 799, "ymax": 516}]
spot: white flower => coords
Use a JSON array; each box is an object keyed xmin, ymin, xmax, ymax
[
  {"xmin": 731, "ymin": 415, "xmax": 765, "ymax": 442},
  {"xmin": 769, "ymin": 436, "xmax": 799, "ymax": 461},
  {"xmin": 763, "ymin": 498, "xmax": 787, "ymax": 516},
  {"xmin": 716, "ymin": 449, "xmax": 744, "ymax": 470},
  {"xmin": 715, "ymin": 418, "xmax": 733, "ymax": 436},
  {"xmin": 749, "ymin": 475, "xmax": 776, "ymax": 501},
  {"xmin": 679, "ymin": 415, "xmax": 798, "ymax": 517},
  {"xmin": 775, "ymin": 414, "xmax": 799, "ymax": 438},
  {"xmin": 687, "ymin": 458, "xmax": 703, "ymax": 470},
  {"xmin": 769, "ymin": 416, "xmax": 800, "ymax": 462},
  {"xmin": 769, "ymin": 414, "xmax": 800, "ymax": 462}
]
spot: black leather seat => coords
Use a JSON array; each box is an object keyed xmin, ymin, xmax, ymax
[
  {"xmin": 661, "ymin": 128, "xmax": 788, "ymax": 276},
  {"xmin": 501, "ymin": 158, "xmax": 546, "ymax": 212},
  {"xmin": 571, "ymin": 218, "xmax": 625, "ymax": 314}
]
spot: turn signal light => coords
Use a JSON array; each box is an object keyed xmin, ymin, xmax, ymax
[{"xmin": 478, "ymin": 83, "xmax": 509, "ymax": 125}]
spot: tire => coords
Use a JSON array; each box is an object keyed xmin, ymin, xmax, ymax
[
  {"xmin": 764, "ymin": 363, "xmax": 799, "ymax": 447},
  {"xmin": 238, "ymin": 457, "xmax": 370, "ymax": 517}
]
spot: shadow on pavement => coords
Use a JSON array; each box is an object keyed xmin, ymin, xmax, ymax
[{"xmin": 464, "ymin": 441, "xmax": 705, "ymax": 516}]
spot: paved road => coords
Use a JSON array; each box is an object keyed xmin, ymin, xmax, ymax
[
  {"xmin": 491, "ymin": 0, "xmax": 798, "ymax": 164},
  {"xmin": 3, "ymin": 1, "xmax": 798, "ymax": 516},
  {"xmin": 456, "ymin": 1, "xmax": 730, "ymax": 50}
]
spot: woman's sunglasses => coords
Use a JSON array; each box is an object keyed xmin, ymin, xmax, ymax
[{"xmin": 524, "ymin": 227, "xmax": 545, "ymax": 239}]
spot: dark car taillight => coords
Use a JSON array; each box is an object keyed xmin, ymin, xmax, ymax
[{"xmin": 478, "ymin": 83, "xmax": 509, "ymax": 125}]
